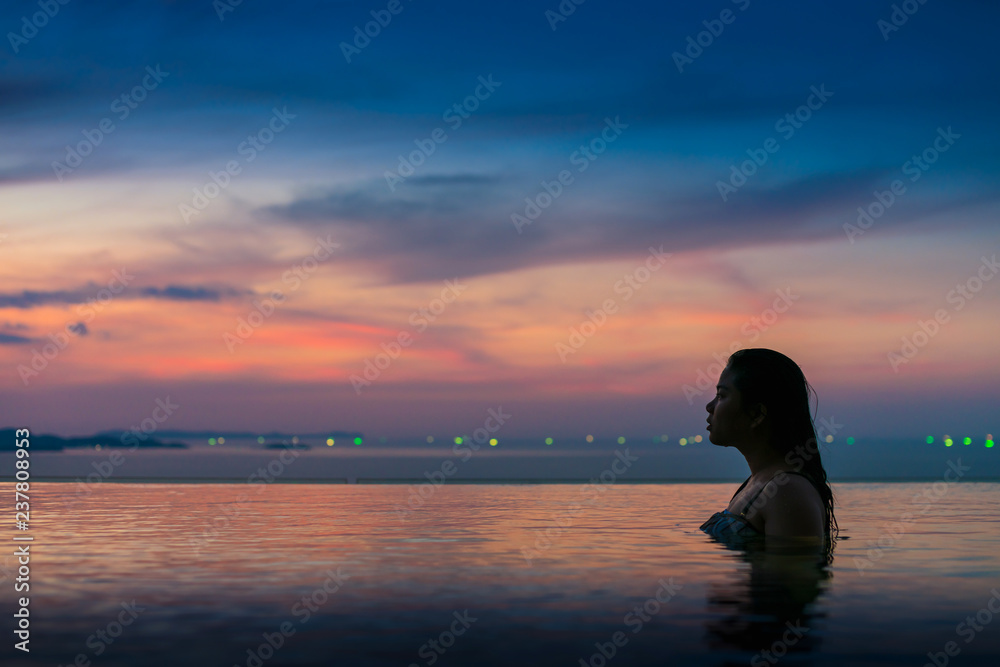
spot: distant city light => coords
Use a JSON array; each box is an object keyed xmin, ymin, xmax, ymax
[
  {"xmin": 489, "ymin": 438, "xmax": 498, "ymax": 446},
  {"xmin": 426, "ymin": 436, "xmax": 434, "ymax": 443},
  {"xmin": 945, "ymin": 438, "xmax": 954, "ymax": 447},
  {"xmin": 963, "ymin": 437, "xmax": 972, "ymax": 445},
  {"xmin": 208, "ymin": 438, "xmax": 216, "ymax": 445},
  {"xmin": 544, "ymin": 437, "xmax": 553, "ymax": 445},
  {"xmin": 847, "ymin": 437, "xmax": 855, "ymax": 445},
  {"xmin": 661, "ymin": 434, "xmax": 668, "ymax": 442},
  {"xmin": 326, "ymin": 438, "xmax": 334, "ymax": 446},
  {"xmin": 291, "ymin": 436, "xmax": 299, "ymax": 444},
  {"xmin": 679, "ymin": 438, "xmax": 687, "ymax": 446},
  {"xmin": 257, "ymin": 436, "xmax": 265, "ymax": 444},
  {"xmin": 585, "ymin": 435, "xmax": 594, "ymax": 443},
  {"xmin": 453, "ymin": 437, "xmax": 462, "ymax": 445},
  {"xmin": 218, "ymin": 436, "xmax": 225, "ymax": 445},
  {"xmin": 353, "ymin": 436, "xmax": 363, "ymax": 445},
  {"xmin": 824, "ymin": 435, "xmax": 833, "ymax": 443},
  {"xmin": 926, "ymin": 436, "xmax": 934, "ymax": 444},
  {"xmin": 617, "ymin": 436, "xmax": 626, "ymax": 445},
  {"xmin": 694, "ymin": 435, "xmax": 702, "ymax": 443}
]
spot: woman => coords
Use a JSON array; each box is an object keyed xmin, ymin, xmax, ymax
[{"xmin": 700, "ymin": 348, "xmax": 838, "ymax": 545}]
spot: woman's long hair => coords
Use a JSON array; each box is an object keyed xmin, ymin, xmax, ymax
[{"xmin": 726, "ymin": 348, "xmax": 839, "ymax": 542}]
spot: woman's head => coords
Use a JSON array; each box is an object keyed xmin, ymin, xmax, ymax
[{"xmin": 705, "ymin": 348, "xmax": 838, "ymax": 537}]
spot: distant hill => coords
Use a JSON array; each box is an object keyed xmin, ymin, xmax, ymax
[{"xmin": 0, "ymin": 428, "xmax": 187, "ymax": 451}]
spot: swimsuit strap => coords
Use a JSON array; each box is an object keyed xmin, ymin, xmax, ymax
[{"xmin": 735, "ymin": 469, "xmax": 814, "ymax": 517}]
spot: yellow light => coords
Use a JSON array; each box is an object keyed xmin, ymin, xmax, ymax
[
  {"xmin": 218, "ymin": 436, "xmax": 225, "ymax": 445},
  {"xmin": 617, "ymin": 436, "xmax": 625, "ymax": 445},
  {"xmin": 326, "ymin": 438, "xmax": 334, "ymax": 446},
  {"xmin": 489, "ymin": 438, "xmax": 498, "ymax": 446},
  {"xmin": 679, "ymin": 438, "xmax": 687, "ymax": 446},
  {"xmin": 586, "ymin": 435, "xmax": 594, "ymax": 443},
  {"xmin": 825, "ymin": 435, "xmax": 833, "ymax": 443},
  {"xmin": 426, "ymin": 436, "xmax": 434, "ymax": 444}
]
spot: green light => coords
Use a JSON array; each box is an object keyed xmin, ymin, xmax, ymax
[
  {"xmin": 945, "ymin": 438, "xmax": 953, "ymax": 447},
  {"xmin": 489, "ymin": 438, "xmax": 498, "ymax": 446},
  {"xmin": 353, "ymin": 436, "xmax": 362, "ymax": 446},
  {"xmin": 453, "ymin": 436, "xmax": 462, "ymax": 445},
  {"xmin": 986, "ymin": 440, "xmax": 994, "ymax": 448},
  {"xmin": 208, "ymin": 438, "xmax": 216, "ymax": 446},
  {"xmin": 652, "ymin": 436, "xmax": 660, "ymax": 443},
  {"xmin": 963, "ymin": 437, "xmax": 972, "ymax": 445},
  {"xmin": 257, "ymin": 436, "xmax": 265, "ymax": 444},
  {"xmin": 544, "ymin": 437, "xmax": 553, "ymax": 445},
  {"xmin": 925, "ymin": 436, "xmax": 933, "ymax": 444},
  {"xmin": 847, "ymin": 437, "xmax": 855, "ymax": 445},
  {"xmin": 617, "ymin": 436, "xmax": 625, "ymax": 445}
]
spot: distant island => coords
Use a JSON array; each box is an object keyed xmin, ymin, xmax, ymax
[{"xmin": 0, "ymin": 428, "xmax": 188, "ymax": 451}]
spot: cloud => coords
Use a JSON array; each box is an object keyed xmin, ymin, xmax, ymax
[{"xmin": 0, "ymin": 284, "xmax": 248, "ymax": 309}]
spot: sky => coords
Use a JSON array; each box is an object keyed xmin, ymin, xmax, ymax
[{"xmin": 1, "ymin": 0, "xmax": 998, "ymax": 440}]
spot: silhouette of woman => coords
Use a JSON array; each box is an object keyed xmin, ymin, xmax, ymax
[{"xmin": 700, "ymin": 348, "xmax": 839, "ymax": 548}]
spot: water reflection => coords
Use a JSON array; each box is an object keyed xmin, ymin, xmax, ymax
[{"xmin": 705, "ymin": 540, "xmax": 830, "ymax": 662}]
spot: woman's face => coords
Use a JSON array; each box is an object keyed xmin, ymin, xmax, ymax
[{"xmin": 705, "ymin": 365, "xmax": 755, "ymax": 447}]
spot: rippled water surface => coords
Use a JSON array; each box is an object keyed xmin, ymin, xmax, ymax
[{"xmin": 4, "ymin": 482, "xmax": 1000, "ymax": 666}]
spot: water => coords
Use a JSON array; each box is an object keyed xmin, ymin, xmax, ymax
[{"xmin": 4, "ymin": 481, "xmax": 1000, "ymax": 666}]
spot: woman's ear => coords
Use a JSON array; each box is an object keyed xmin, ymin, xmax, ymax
[{"xmin": 750, "ymin": 403, "xmax": 767, "ymax": 428}]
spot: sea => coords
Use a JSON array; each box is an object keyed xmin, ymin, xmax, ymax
[{"xmin": 3, "ymin": 479, "xmax": 999, "ymax": 666}]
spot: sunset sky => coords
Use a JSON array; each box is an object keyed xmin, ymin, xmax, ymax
[{"xmin": 2, "ymin": 0, "xmax": 998, "ymax": 439}]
